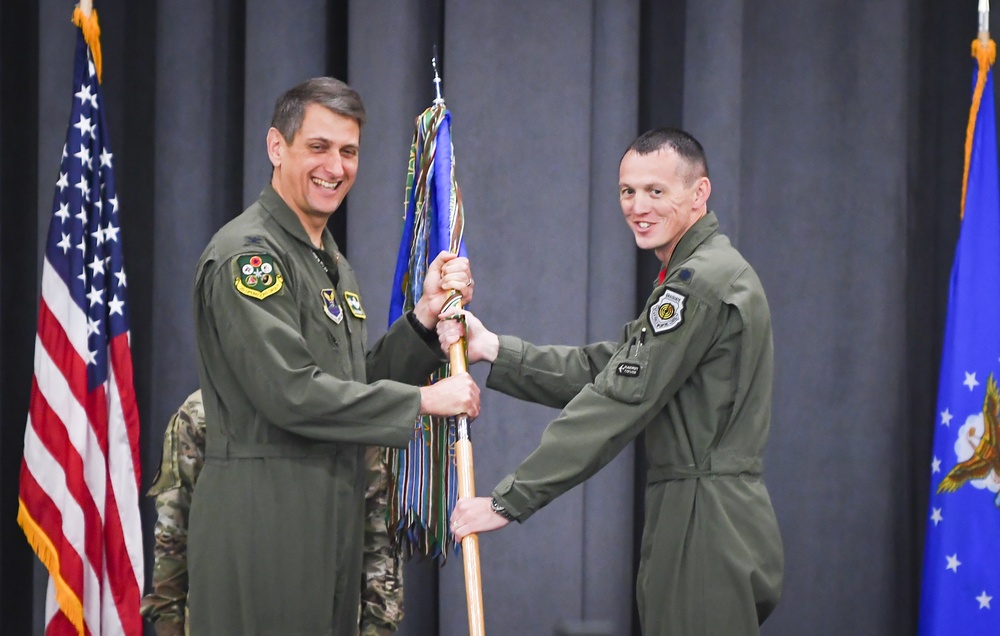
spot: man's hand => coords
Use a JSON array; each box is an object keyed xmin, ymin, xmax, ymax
[
  {"xmin": 413, "ymin": 252, "xmax": 473, "ymax": 328},
  {"xmin": 437, "ymin": 309, "xmax": 499, "ymax": 364},
  {"xmin": 450, "ymin": 496, "xmax": 510, "ymax": 541},
  {"xmin": 418, "ymin": 372, "xmax": 480, "ymax": 419}
]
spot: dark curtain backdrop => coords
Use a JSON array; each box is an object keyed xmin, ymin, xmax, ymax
[{"xmin": 0, "ymin": 0, "xmax": 982, "ymax": 634}]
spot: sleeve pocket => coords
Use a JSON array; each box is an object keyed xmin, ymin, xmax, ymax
[{"xmin": 594, "ymin": 341, "xmax": 657, "ymax": 405}]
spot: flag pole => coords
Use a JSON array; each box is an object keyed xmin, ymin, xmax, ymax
[
  {"xmin": 981, "ymin": 0, "xmax": 991, "ymax": 46},
  {"xmin": 446, "ymin": 297, "xmax": 486, "ymax": 636},
  {"xmin": 433, "ymin": 51, "xmax": 486, "ymax": 635}
]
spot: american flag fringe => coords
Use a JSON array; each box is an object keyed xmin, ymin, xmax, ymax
[
  {"xmin": 387, "ymin": 102, "xmax": 467, "ymax": 560},
  {"xmin": 17, "ymin": 7, "xmax": 144, "ymax": 635}
]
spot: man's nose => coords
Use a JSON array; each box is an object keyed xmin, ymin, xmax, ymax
[
  {"xmin": 325, "ymin": 153, "xmax": 345, "ymax": 178},
  {"xmin": 633, "ymin": 193, "xmax": 652, "ymax": 213}
]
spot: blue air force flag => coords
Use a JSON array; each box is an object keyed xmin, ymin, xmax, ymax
[{"xmin": 919, "ymin": 40, "xmax": 1000, "ymax": 635}]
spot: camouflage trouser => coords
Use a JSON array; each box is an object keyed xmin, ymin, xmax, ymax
[
  {"xmin": 140, "ymin": 392, "xmax": 205, "ymax": 632},
  {"xmin": 359, "ymin": 447, "xmax": 404, "ymax": 635}
]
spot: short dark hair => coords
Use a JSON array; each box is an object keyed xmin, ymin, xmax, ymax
[
  {"xmin": 623, "ymin": 128, "xmax": 709, "ymax": 182},
  {"xmin": 270, "ymin": 77, "xmax": 366, "ymax": 143}
]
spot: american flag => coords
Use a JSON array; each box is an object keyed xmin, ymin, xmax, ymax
[{"xmin": 17, "ymin": 15, "xmax": 144, "ymax": 636}]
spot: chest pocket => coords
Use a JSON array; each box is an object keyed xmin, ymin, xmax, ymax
[
  {"xmin": 334, "ymin": 259, "xmax": 369, "ymax": 371},
  {"xmin": 596, "ymin": 337, "xmax": 658, "ymax": 405},
  {"xmin": 299, "ymin": 284, "xmax": 350, "ymax": 377}
]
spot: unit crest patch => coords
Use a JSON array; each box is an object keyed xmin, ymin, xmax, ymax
[
  {"xmin": 321, "ymin": 289, "xmax": 344, "ymax": 324},
  {"xmin": 343, "ymin": 291, "xmax": 366, "ymax": 319},
  {"xmin": 649, "ymin": 287, "xmax": 686, "ymax": 334},
  {"xmin": 234, "ymin": 254, "xmax": 283, "ymax": 300}
]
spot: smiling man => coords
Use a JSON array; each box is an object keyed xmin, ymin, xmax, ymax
[
  {"xmin": 187, "ymin": 77, "xmax": 481, "ymax": 635},
  {"xmin": 446, "ymin": 128, "xmax": 784, "ymax": 635}
]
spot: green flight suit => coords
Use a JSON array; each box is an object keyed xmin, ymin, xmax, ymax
[
  {"xmin": 189, "ymin": 185, "xmax": 440, "ymax": 635},
  {"xmin": 488, "ymin": 212, "xmax": 783, "ymax": 635}
]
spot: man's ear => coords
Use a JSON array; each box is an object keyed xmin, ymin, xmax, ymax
[
  {"xmin": 266, "ymin": 127, "xmax": 284, "ymax": 168},
  {"xmin": 693, "ymin": 176, "xmax": 712, "ymax": 208}
]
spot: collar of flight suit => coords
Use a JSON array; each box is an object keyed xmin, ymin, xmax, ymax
[
  {"xmin": 665, "ymin": 210, "xmax": 720, "ymax": 274},
  {"xmin": 257, "ymin": 183, "xmax": 343, "ymax": 257}
]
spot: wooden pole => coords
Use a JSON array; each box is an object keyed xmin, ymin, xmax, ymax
[
  {"xmin": 431, "ymin": 49, "xmax": 483, "ymax": 632},
  {"xmin": 447, "ymin": 297, "xmax": 486, "ymax": 636}
]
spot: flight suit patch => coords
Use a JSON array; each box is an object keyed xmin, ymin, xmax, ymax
[
  {"xmin": 649, "ymin": 287, "xmax": 686, "ymax": 334},
  {"xmin": 616, "ymin": 362, "xmax": 641, "ymax": 377},
  {"xmin": 234, "ymin": 254, "xmax": 283, "ymax": 300},
  {"xmin": 344, "ymin": 291, "xmax": 366, "ymax": 319},
  {"xmin": 321, "ymin": 289, "xmax": 344, "ymax": 323}
]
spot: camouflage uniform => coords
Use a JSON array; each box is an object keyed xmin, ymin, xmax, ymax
[
  {"xmin": 360, "ymin": 446, "xmax": 403, "ymax": 636},
  {"xmin": 140, "ymin": 390, "xmax": 403, "ymax": 636}
]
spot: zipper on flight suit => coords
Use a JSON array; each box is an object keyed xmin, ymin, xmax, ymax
[{"xmin": 311, "ymin": 247, "xmax": 346, "ymax": 345}]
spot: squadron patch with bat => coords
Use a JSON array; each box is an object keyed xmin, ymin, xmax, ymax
[{"xmin": 649, "ymin": 287, "xmax": 686, "ymax": 334}]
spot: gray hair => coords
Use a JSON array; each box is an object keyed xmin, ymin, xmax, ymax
[{"xmin": 270, "ymin": 77, "xmax": 366, "ymax": 143}]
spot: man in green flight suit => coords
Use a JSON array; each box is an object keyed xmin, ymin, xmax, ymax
[
  {"xmin": 139, "ymin": 389, "xmax": 404, "ymax": 635},
  {"xmin": 188, "ymin": 77, "xmax": 480, "ymax": 635},
  {"xmin": 447, "ymin": 128, "xmax": 784, "ymax": 635}
]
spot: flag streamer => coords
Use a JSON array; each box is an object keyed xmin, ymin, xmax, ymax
[
  {"xmin": 919, "ymin": 36, "xmax": 1000, "ymax": 634},
  {"xmin": 18, "ymin": 11, "xmax": 143, "ymax": 635},
  {"xmin": 387, "ymin": 103, "xmax": 467, "ymax": 560}
]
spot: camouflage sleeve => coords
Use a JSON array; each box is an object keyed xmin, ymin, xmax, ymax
[
  {"xmin": 140, "ymin": 391, "xmax": 206, "ymax": 633},
  {"xmin": 359, "ymin": 446, "xmax": 404, "ymax": 636}
]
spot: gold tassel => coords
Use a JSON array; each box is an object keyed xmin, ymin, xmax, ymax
[
  {"xmin": 18, "ymin": 500, "xmax": 86, "ymax": 635},
  {"xmin": 961, "ymin": 38, "xmax": 996, "ymax": 220},
  {"xmin": 71, "ymin": 6, "xmax": 103, "ymax": 84}
]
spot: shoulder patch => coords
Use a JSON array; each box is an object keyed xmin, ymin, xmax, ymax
[
  {"xmin": 233, "ymin": 254, "xmax": 283, "ymax": 300},
  {"xmin": 649, "ymin": 287, "xmax": 686, "ymax": 334}
]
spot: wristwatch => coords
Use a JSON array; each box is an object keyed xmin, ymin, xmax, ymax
[{"xmin": 490, "ymin": 496, "xmax": 516, "ymax": 521}]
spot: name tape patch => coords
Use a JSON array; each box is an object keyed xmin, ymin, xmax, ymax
[{"xmin": 616, "ymin": 362, "xmax": 641, "ymax": 377}]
